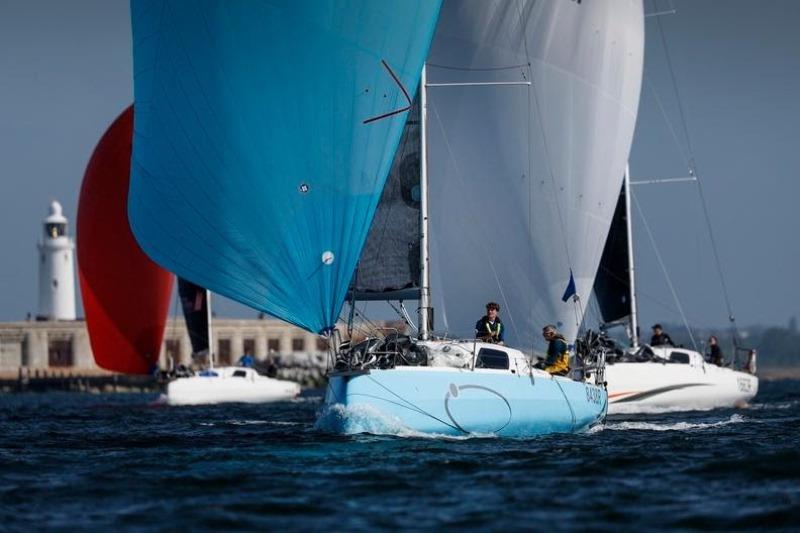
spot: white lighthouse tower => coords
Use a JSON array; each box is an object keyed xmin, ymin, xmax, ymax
[{"xmin": 37, "ymin": 200, "xmax": 76, "ymax": 320}]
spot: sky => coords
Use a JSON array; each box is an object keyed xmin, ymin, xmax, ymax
[{"xmin": 0, "ymin": 1, "xmax": 798, "ymax": 331}]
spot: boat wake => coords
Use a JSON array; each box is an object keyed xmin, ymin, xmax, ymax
[
  {"xmin": 746, "ymin": 400, "xmax": 800, "ymax": 411},
  {"xmin": 592, "ymin": 413, "xmax": 746, "ymax": 433},
  {"xmin": 197, "ymin": 420, "xmax": 303, "ymax": 427},
  {"xmin": 314, "ymin": 403, "xmax": 496, "ymax": 440}
]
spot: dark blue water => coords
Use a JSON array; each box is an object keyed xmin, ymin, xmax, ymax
[{"xmin": 1, "ymin": 381, "xmax": 799, "ymax": 531}]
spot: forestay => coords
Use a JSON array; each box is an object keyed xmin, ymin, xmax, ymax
[
  {"xmin": 426, "ymin": 0, "xmax": 644, "ymax": 350},
  {"xmin": 128, "ymin": 0, "xmax": 441, "ymax": 333}
]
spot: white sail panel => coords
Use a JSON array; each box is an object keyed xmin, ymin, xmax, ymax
[{"xmin": 427, "ymin": 0, "xmax": 644, "ymax": 350}]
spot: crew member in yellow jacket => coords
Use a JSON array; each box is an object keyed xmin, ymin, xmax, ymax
[{"xmin": 542, "ymin": 325, "xmax": 570, "ymax": 376}]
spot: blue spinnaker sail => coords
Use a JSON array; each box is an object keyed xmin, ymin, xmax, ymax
[{"xmin": 129, "ymin": 1, "xmax": 441, "ymax": 333}]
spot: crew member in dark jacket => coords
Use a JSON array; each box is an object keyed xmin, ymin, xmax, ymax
[
  {"xmin": 475, "ymin": 302, "xmax": 504, "ymax": 345},
  {"xmin": 650, "ymin": 324, "xmax": 674, "ymax": 346},
  {"xmin": 707, "ymin": 335, "xmax": 724, "ymax": 366}
]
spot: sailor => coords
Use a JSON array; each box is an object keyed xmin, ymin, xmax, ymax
[
  {"xmin": 475, "ymin": 302, "xmax": 504, "ymax": 345},
  {"xmin": 542, "ymin": 325, "xmax": 570, "ymax": 375},
  {"xmin": 238, "ymin": 351, "xmax": 255, "ymax": 368},
  {"xmin": 650, "ymin": 324, "xmax": 674, "ymax": 347},
  {"xmin": 707, "ymin": 335, "xmax": 724, "ymax": 366}
]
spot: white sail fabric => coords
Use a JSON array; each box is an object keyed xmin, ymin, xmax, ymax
[{"xmin": 427, "ymin": 0, "xmax": 644, "ymax": 351}]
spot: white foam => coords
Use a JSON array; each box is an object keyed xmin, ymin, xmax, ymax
[
  {"xmin": 746, "ymin": 400, "xmax": 799, "ymax": 411},
  {"xmin": 149, "ymin": 394, "xmax": 169, "ymax": 406},
  {"xmin": 197, "ymin": 420, "xmax": 301, "ymax": 427},
  {"xmin": 314, "ymin": 403, "xmax": 495, "ymax": 440},
  {"xmin": 599, "ymin": 413, "xmax": 746, "ymax": 432}
]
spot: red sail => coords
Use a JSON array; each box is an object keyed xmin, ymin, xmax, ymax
[{"xmin": 77, "ymin": 106, "xmax": 174, "ymax": 374}]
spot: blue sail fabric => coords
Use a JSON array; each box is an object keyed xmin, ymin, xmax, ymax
[{"xmin": 129, "ymin": 1, "xmax": 441, "ymax": 333}]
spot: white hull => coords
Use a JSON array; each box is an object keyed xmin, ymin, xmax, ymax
[
  {"xmin": 606, "ymin": 347, "xmax": 758, "ymax": 414},
  {"xmin": 166, "ymin": 366, "xmax": 301, "ymax": 406}
]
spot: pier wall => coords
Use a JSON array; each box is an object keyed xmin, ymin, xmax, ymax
[{"xmin": 0, "ymin": 317, "xmax": 406, "ymax": 390}]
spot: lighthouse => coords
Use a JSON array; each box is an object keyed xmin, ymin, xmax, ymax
[{"xmin": 37, "ymin": 200, "xmax": 76, "ymax": 320}]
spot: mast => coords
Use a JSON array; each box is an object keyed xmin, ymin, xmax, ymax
[
  {"xmin": 624, "ymin": 163, "xmax": 639, "ymax": 349},
  {"xmin": 418, "ymin": 63, "xmax": 432, "ymax": 340},
  {"xmin": 206, "ymin": 289, "xmax": 215, "ymax": 368}
]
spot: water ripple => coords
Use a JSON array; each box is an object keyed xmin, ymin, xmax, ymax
[{"xmin": 0, "ymin": 381, "xmax": 798, "ymax": 529}]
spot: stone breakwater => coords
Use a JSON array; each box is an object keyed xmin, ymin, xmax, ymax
[
  {"xmin": 270, "ymin": 352, "xmax": 329, "ymax": 388},
  {"xmin": 0, "ymin": 353, "xmax": 330, "ymax": 393}
]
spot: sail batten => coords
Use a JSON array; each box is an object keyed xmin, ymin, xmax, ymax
[{"xmin": 129, "ymin": 1, "xmax": 442, "ymax": 333}]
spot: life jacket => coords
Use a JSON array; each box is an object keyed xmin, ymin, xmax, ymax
[
  {"xmin": 544, "ymin": 333, "xmax": 570, "ymax": 374},
  {"xmin": 484, "ymin": 319, "xmax": 502, "ymax": 339}
]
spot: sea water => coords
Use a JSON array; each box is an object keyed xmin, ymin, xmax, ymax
[{"xmin": 1, "ymin": 380, "xmax": 798, "ymax": 530}]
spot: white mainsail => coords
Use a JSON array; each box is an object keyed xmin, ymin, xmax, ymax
[{"xmin": 426, "ymin": 0, "xmax": 644, "ymax": 350}]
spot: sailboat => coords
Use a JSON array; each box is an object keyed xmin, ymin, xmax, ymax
[
  {"xmin": 78, "ymin": 106, "xmax": 299, "ymax": 405},
  {"xmin": 593, "ymin": 168, "xmax": 758, "ymax": 414},
  {"xmin": 124, "ymin": 1, "xmax": 640, "ymax": 436},
  {"xmin": 322, "ymin": 0, "xmax": 645, "ymax": 436},
  {"xmin": 166, "ymin": 279, "xmax": 300, "ymax": 406}
]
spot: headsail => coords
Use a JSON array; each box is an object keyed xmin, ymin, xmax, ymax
[
  {"xmin": 593, "ymin": 185, "xmax": 633, "ymax": 325},
  {"xmin": 426, "ymin": 0, "xmax": 644, "ymax": 349},
  {"xmin": 77, "ymin": 106, "xmax": 174, "ymax": 375},
  {"xmin": 128, "ymin": 1, "xmax": 442, "ymax": 333},
  {"xmin": 177, "ymin": 278, "xmax": 209, "ymax": 358},
  {"xmin": 351, "ymin": 96, "xmax": 421, "ymax": 301}
]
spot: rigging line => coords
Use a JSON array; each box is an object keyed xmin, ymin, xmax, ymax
[
  {"xmin": 694, "ymin": 174, "xmax": 739, "ymax": 331},
  {"xmin": 352, "ymin": 303, "xmax": 386, "ymax": 336},
  {"xmin": 388, "ymin": 301, "xmax": 417, "ymax": 332},
  {"xmin": 399, "ymin": 301, "xmax": 418, "ymax": 333},
  {"xmin": 594, "ymin": 263, "xmax": 704, "ymax": 321},
  {"xmin": 631, "ymin": 189, "xmax": 698, "ymax": 350},
  {"xmin": 427, "ymin": 100, "xmax": 521, "ymax": 344},
  {"xmin": 337, "ymin": 313, "xmax": 377, "ymax": 341},
  {"xmin": 653, "ymin": 2, "xmax": 740, "ymax": 336},
  {"xmin": 365, "ymin": 377, "xmax": 464, "ymax": 433},
  {"xmin": 513, "ymin": 1, "xmax": 575, "ymax": 305},
  {"xmin": 654, "ymin": 1, "xmax": 695, "ymax": 166},
  {"xmin": 646, "ymin": 78, "xmax": 691, "ymax": 167},
  {"xmin": 426, "ymin": 62, "xmax": 530, "ymax": 72}
]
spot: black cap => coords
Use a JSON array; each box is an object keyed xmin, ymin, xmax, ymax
[{"xmin": 652, "ymin": 323, "xmax": 662, "ymax": 330}]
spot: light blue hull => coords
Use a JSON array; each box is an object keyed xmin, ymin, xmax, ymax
[{"xmin": 321, "ymin": 368, "xmax": 607, "ymax": 438}]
